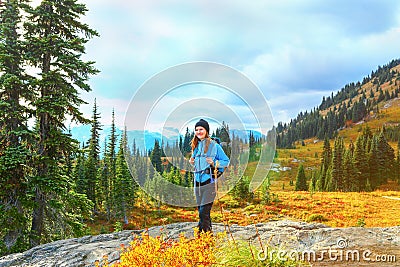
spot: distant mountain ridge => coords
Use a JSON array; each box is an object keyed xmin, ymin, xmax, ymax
[
  {"xmin": 70, "ymin": 125, "xmax": 177, "ymax": 153},
  {"xmin": 70, "ymin": 125, "xmax": 263, "ymax": 154}
]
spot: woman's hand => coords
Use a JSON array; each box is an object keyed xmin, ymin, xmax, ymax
[
  {"xmin": 206, "ymin": 157, "xmax": 214, "ymax": 166},
  {"xmin": 189, "ymin": 157, "xmax": 194, "ymax": 165}
]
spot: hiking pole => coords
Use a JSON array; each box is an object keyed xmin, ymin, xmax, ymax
[
  {"xmin": 214, "ymin": 161, "xmax": 239, "ymax": 254},
  {"xmin": 250, "ymin": 215, "xmax": 265, "ymax": 256},
  {"xmin": 214, "ymin": 161, "xmax": 227, "ymax": 231}
]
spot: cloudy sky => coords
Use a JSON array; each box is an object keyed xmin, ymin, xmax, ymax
[{"xmin": 67, "ymin": 0, "xmax": 400, "ymax": 132}]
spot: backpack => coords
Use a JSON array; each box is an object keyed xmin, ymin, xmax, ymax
[{"xmin": 211, "ymin": 136, "xmax": 221, "ymax": 145}]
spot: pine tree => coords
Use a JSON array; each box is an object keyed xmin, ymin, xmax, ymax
[
  {"xmin": 365, "ymin": 178, "xmax": 372, "ymax": 192},
  {"xmin": 106, "ymin": 109, "xmax": 117, "ymax": 176},
  {"xmin": 219, "ymin": 121, "xmax": 230, "ymax": 143},
  {"xmin": 98, "ymin": 139, "xmax": 112, "ymax": 220},
  {"xmin": 114, "ymin": 128, "xmax": 136, "ymax": 224},
  {"xmin": 249, "ymin": 131, "xmax": 258, "ymax": 161},
  {"xmin": 105, "ymin": 110, "xmax": 117, "ymax": 219},
  {"xmin": 309, "ymin": 171, "xmax": 317, "ymax": 192},
  {"xmin": 342, "ymin": 148, "xmax": 355, "ymax": 191},
  {"xmin": 249, "ymin": 131, "xmax": 256, "ymax": 147},
  {"xmin": 150, "ymin": 140, "xmax": 162, "ymax": 173},
  {"xmin": 24, "ymin": 0, "xmax": 98, "ymax": 247},
  {"xmin": 295, "ymin": 164, "xmax": 307, "ymax": 191},
  {"xmin": 368, "ymin": 135, "xmax": 379, "ymax": 189},
  {"xmin": 132, "ymin": 141, "xmax": 147, "ymax": 187},
  {"xmin": 0, "ymin": 0, "xmax": 33, "ymax": 254},
  {"xmin": 376, "ymin": 131, "xmax": 395, "ymax": 185},
  {"xmin": 164, "ymin": 168, "xmax": 175, "ymax": 184},
  {"xmin": 362, "ymin": 126, "xmax": 373, "ymax": 151},
  {"xmin": 318, "ymin": 137, "xmax": 332, "ymax": 191},
  {"xmin": 182, "ymin": 127, "xmax": 192, "ymax": 155},
  {"xmin": 325, "ymin": 166, "xmax": 334, "ymax": 191},
  {"xmin": 231, "ymin": 175, "xmax": 251, "ymax": 200},
  {"xmin": 229, "ymin": 132, "xmax": 240, "ymax": 169},
  {"xmin": 331, "ymin": 137, "xmax": 345, "ymax": 191},
  {"xmin": 85, "ymin": 99, "xmax": 102, "ymax": 210},
  {"xmin": 74, "ymin": 144, "xmax": 87, "ymax": 194},
  {"xmin": 216, "ymin": 121, "xmax": 231, "ymax": 157},
  {"xmin": 354, "ymin": 135, "xmax": 368, "ymax": 191}
]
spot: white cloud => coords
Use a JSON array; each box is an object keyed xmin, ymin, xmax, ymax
[
  {"xmin": 123, "ymin": 83, "xmax": 262, "ymax": 132},
  {"xmin": 25, "ymin": 0, "xmax": 400, "ymax": 127}
]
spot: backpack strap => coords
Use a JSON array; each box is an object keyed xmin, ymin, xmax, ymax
[
  {"xmin": 193, "ymin": 139, "xmax": 215, "ymax": 158},
  {"xmin": 206, "ymin": 139, "xmax": 216, "ymax": 158}
]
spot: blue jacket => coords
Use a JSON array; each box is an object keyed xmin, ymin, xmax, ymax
[{"xmin": 192, "ymin": 139, "xmax": 230, "ymax": 183}]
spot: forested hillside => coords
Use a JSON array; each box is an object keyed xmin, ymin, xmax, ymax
[
  {"xmin": 274, "ymin": 59, "xmax": 400, "ymax": 195},
  {"xmin": 276, "ymin": 59, "xmax": 400, "ymax": 148}
]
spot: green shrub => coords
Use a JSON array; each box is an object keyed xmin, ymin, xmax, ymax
[
  {"xmin": 356, "ymin": 218, "xmax": 366, "ymax": 227},
  {"xmin": 215, "ymin": 240, "xmax": 309, "ymax": 266},
  {"xmin": 306, "ymin": 214, "xmax": 328, "ymax": 223}
]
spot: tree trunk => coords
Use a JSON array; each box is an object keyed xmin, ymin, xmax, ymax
[
  {"xmin": 123, "ymin": 201, "xmax": 128, "ymax": 225},
  {"xmin": 3, "ymin": 192, "xmax": 23, "ymax": 250},
  {"xmin": 30, "ymin": 189, "xmax": 45, "ymax": 247},
  {"xmin": 30, "ymin": 82, "xmax": 50, "ymax": 246}
]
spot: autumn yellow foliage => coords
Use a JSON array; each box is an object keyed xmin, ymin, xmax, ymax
[{"xmin": 96, "ymin": 228, "xmax": 223, "ymax": 267}]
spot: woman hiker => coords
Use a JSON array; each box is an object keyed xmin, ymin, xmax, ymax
[{"xmin": 189, "ymin": 119, "xmax": 230, "ymax": 232}]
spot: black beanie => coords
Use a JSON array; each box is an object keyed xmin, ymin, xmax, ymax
[{"xmin": 195, "ymin": 119, "xmax": 210, "ymax": 133}]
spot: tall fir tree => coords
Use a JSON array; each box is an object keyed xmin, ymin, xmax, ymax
[
  {"xmin": 97, "ymin": 139, "xmax": 109, "ymax": 215},
  {"xmin": 325, "ymin": 166, "xmax": 334, "ymax": 191},
  {"xmin": 342, "ymin": 148, "xmax": 356, "ymax": 191},
  {"xmin": 182, "ymin": 127, "xmax": 192, "ymax": 155},
  {"xmin": 368, "ymin": 135, "xmax": 379, "ymax": 189},
  {"xmin": 353, "ymin": 135, "xmax": 368, "ymax": 191},
  {"xmin": 376, "ymin": 130, "xmax": 395, "ymax": 185},
  {"xmin": 73, "ymin": 144, "xmax": 86, "ymax": 194},
  {"xmin": 107, "ymin": 109, "xmax": 117, "ymax": 171},
  {"xmin": 150, "ymin": 139, "xmax": 162, "ymax": 173},
  {"xmin": 318, "ymin": 137, "xmax": 331, "ymax": 191},
  {"xmin": 114, "ymin": 128, "xmax": 136, "ymax": 224},
  {"xmin": 295, "ymin": 164, "xmax": 307, "ymax": 191},
  {"xmin": 0, "ymin": 0, "xmax": 33, "ymax": 254},
  {"xmin": 309, "ymin": 171, "xmax": 318, "ymax": 192},
  {"xmin": 105, "ymin": 110, "xmax": 117, "ymax": 219},
  {"xmin": 84, "ymin": 99, "xmax": 102, "ymax": 210},
  {"xmin": 330, "ymin": 137, "xmax": 345, "ymax": 191},
  {"xmin": 248, "ymin": 131, "xmax": 258, "ymax": 161},
  {"xmin": 229, "ymin": 132, "xmax": 240, "ymax": 169},
  {"xmin": 218, "ymin": 121, "xmax": 230, "ymax": 143},
  {"xmin": 24, "ymin": 0, "xmax": 98, "ymax": 247}
]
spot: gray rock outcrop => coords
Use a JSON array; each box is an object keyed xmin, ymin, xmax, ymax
[{"xmin": 0, "ymin": 220, "xmax": 399, "ymax": 266}]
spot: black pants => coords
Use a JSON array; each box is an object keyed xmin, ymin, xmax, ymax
[{"xmin": 195, "ymin": 179, "xmax": 216, "ymax": 232}]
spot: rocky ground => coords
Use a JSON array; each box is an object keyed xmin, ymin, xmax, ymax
[{"xmin": 0, "ymin": 220, "xmax": 399, "ymax": 266}]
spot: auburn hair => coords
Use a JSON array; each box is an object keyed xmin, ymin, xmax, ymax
[{"xmin": 191, "ymin": 133, "xmax": 211, "ymax": 154}]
